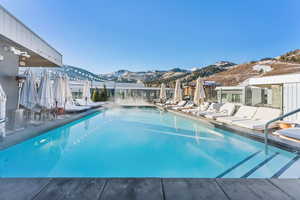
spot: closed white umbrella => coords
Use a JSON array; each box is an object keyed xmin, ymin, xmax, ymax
[
  {"xmin": 38, "ymin": 71, "xmax": 54, "ymax": 109},
  {"xmin": 53, "ymin": 74, "xmax": 65, "ymax": 108},
  {"xmin": 159, "ymin": 83, "xmax": 166, "ymax": 101},
  {"xmin": 173, "ymin": 79, "xmax": 182, "ymax": 103},
  {"xmin": 0, "ymin": 83, "xmax": 6, "ymax": 121},
  {"xmin": 20, "ymin": 70, "xmax": 38, "ymax": 110},
  {"xmin": 193, "ymin": 77, "xmax": 206, "ymax": 105},
  {"xmin": 63, "ymin": 75, "xmax": 73, "ymax": 107},
  {"xmin": 82, "ymin": 80, "xmax": 92, "ymax": 104}
]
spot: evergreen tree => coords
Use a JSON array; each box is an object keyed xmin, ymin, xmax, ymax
[{"xmin": 92, "ymin": 88, "xmax": 97, "ymax": 102}]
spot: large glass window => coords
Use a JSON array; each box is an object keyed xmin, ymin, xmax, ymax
[
  {"xmin": 231, "ymin": 94, "xmax": 241, "ymax": 103},
  {"xmin": 247, "ymin": 85, "xmax": 282, "ymax": 109}
]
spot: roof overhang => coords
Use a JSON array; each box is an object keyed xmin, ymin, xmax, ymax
[
  {"xmin": 249, "ymin": 74, "xmax": 300, "ymax": 85},
  {"xmin": 0, "ymin": 5, "xmax": 62, "ymax": 67}
]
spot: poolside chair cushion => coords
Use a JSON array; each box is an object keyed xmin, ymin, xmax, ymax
[
  {"xmin": 165, "ymin": 100, "xmax": 174, "ymax": 105},
  {"xmin": 252, "ymin": 107, "xmax": 281, "ymax": 121},
  {"xmin": 177, "ymin": 100, "xmax": 187, "ymax": 107},
  {"xmin": 198, "ymin": 103, "xmax": 223, "ymax": 116},
  {"xmin": 204, "ymin": 103, "xmax": 236, "ymax": 120},
  {"xmin": 205, "ymin": 113, "xmax": 230, "ymax": 120},
  {"xmin": 199, "ymin": 102, "xmax": 210, "ymax": 111},
  {"xmin": 232, "ymin": 107, "xmax": 281, "ymax": 130},
  {"xmin": 75, "ymin": 99, "xmax": 87, "ymax": 106},
  {"xmin": 167, "ymin": 100, "xmax": 186, "ymax": 109},
  {"xmin": 233, "ymin": 119, "xmax": 277, "ymax": 130},
  {"xmin": 275, "ymin": 128, "xmax": 300, "ymax": 140},
  {"xmin": 234, "ymin": 106, "xmax": 258, "ymax": 118},
  {"xmin": 216, "ymin": 116, "xmax": 250, "ymax": 124},
  {"xmin": 216, "ymin": 106, "xmax": 257, "ymax": 124},
  {"xmin": 65, "ymin": 104, "xmax": 91, "ymax": 113},
  {"xmin": 75, "ymin": 99, "xmax": 105, "ymax": 108},
  {"xmin": 172, "ymin": 101, "xmax": 194, "ymax": 110},
  {"xmin": 219, "ymin": 103, "xmax": 236, "ymax": 116}
]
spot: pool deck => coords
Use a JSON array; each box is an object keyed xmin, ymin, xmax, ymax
[
  {"xmin": 1, "ymin": 178, "xmax": 300, "ymax": 200},
  {"xmin": 161, "ymin": 106, "xmax": 300, "ymax": 153}
]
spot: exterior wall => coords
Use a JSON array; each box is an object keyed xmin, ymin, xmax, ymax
[
  {"xmin": 0, "ymin": 5, "xmax": 62, "ymax": 66},
  {"xmin": 283, "ymin": 83, "xmax": 300, "ymax": 123},
  {"xmin": 0, "ymin": 47, "xmax": 18, "ymax": 112}
]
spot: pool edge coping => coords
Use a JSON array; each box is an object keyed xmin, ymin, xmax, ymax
[{"xmin": 0, "ymin": 108, "xmax": 104, "ymax": 150}]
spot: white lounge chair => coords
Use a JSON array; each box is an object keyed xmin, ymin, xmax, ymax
[
  {"xmin": 233, "ymin": 107, "xmax": 281, "ymax": 130},
  {"xmin": 75, "ymin": 99, "xmax": 106, "ymax": 108},
  {"xmin": 274, "ymin": 127, "xmax": 300, "ymax": 140},
  {"xmin": 65, "ymin": 103, "xmax": 91, "ymax": 113},
  {"xmin": 166, "ymin": 100, "xmax": 186, "ymax": 108},
  {"xmin": 182, "ymin": 102, "xmax": 210, "ymax": 113},
  {"xmin": 197, "ymin": 103, "xmax": 223, "ymax": 116},
  {"xmin": 204, "ymin": 103, "xmax": 236, "ymax": 120},
  {"xmin": 216, "ymin": 106, "xmax": 257, "ymax": 124},
  {"xmin": 172, "ymin": 101, "xmax": 194, "ymax": 110}
]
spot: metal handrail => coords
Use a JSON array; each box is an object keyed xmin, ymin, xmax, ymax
[{"xmin": 264, "ymin": 107, "xmax": 300, "ymax": 154}]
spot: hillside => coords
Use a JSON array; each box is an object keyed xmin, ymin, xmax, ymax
[
  {"xmin": 206, "ymin": 49, "xmax": 300, "ymax": 86},
  {"xmin": 145, "ymin": 49, "xmax": 300, "ymax": 87},
  {"xmin": 97, "ymin": 49, "xmax": 300, "ymax": 86},
  {"xmin": 144, "ymin": 61, "xmax": 236, "ymax": 87},
  {"xmin": 99, "ymin": 68, "xmax": 190, "ymax": 83}
]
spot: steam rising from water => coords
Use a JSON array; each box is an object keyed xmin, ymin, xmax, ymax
[{"xmin": 114, "ymin": 97, "xmax": 151, "ymax": 106}]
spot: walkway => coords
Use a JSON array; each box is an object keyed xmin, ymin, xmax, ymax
[{"xmin": 1, "ymin": 178, "xmax": 300, "ymax": 200}]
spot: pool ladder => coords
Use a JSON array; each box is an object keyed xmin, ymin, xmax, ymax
[{"xmin": 264, "ymin": 107, "xmax": 300, "ymax": 155}]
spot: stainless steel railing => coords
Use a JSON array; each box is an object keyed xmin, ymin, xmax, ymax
[{"xmin": 264, "ymin": 107, "xmax": 300, "ymax": 154}]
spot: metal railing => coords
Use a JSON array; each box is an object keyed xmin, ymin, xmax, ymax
[{"xmin": 264, "ymin": 107, "xmax": 300, "ymax": 154}]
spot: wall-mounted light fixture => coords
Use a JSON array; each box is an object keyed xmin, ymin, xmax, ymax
[
  {"xmin": 0, "ymin": 54, "xmax": 3, "ymax": 61},
  {"xmin": 10, "ymin": 46, "xmax": 22, "ymax": 55},
  {"xmin": 20, "ymin": 52, "xmax": 30, "ymax": 58}
]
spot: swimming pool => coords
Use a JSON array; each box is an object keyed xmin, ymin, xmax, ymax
[{"xmin": 1, "ymin": 107, "xmax": 299, "ymax": 178}]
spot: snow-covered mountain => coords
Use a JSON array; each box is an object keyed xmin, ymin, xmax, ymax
[{"xmin": 98, "ymin": 68, "xmax": 190, "ymax": 83}]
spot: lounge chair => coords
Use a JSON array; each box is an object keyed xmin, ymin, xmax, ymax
[
  {"xmin": 274, "ymin": 127, "xmax": 300, "ymax": 140},
  {"xmin": 182, "ymin": 102, "xmax": 210, "ymax": 113},
  {"xmin": 75, "ymin": 99, "xmax": 106, "ymax": 108},
  {"xmin": 156, "ymin": 99, "xmax": 173, "ymax": 107},
  {"xmin": 197, "ymin": 102, "xmax": 223, "ymax": 116},
  {"xmin": 216, "ymin": 106, "xmax": 257, "ymax": 124},
  {"xmin": 172, "ymin": 101, "xmax": 194, "ymax": 110},
  {"xmin": 166, "ymin": 100, "xmax": 187, "ymax": 108},
  {"xmin": 204, "ymin": 103, "xmax": 236, "ymax": 120},
  {"xmin": 65, "ymin": 103, "xmax": 91, "ymax": 113},
  {"xmin": 232, "ymin": 107, "xmax": 281, "ymax": 130}
]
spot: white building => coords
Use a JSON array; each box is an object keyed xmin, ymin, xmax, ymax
[
  {"xmin": 0, "ymin": 5, "xmax": 62, "ymax": 113},
  {"xmin": 249, "ymin": 73, "xmax": 300, "ymax": 122},
  {"xmin": 215, "ymin": 86, "xmax": 262, "ymax": 106}
]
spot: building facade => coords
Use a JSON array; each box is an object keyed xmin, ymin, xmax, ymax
[{"xmin": 0, "ymin": 5, "xmax": 62, "ymax": 114}]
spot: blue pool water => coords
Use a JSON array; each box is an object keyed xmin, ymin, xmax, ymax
[{"xmin": 0, "ymin": 107, "xmax": 299, "ymax": 178}]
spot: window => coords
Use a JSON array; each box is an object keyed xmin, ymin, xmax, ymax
[
  {"xmin": 221, "ymin": 94, "xmax": 227, "ymax": 102},
  {"xmin": 231, "ymin": 94, "xmax": 241, "ymax": 103}
]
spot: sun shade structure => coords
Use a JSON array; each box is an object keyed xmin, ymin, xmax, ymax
[
  {"xmin": 173, "ymin": 80, "xmax": 182, "ymax": 103},
  {"xmin": 38, "ymin": 70, "xmax": 54, "ymax": 109},
  {"xmin": 194, "ymin": 78, "xmax": 206, "ymax": 105},
  {"xmin": 0, "ymin": 82, "xmax": 6, "ymax": 121},
  {"xmin": 159, "ymin": 83, "xmax": 167, "ymax": 101},
  {"xmin": 53, "ymin": 74, "xmax": 65, "ymax": 108},
  {"xmin": 20, "ymin": 70, "xmax": 39, "ymax": 110}
]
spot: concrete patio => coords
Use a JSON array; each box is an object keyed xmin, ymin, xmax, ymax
[{"xmin": 0, "ymin": 178, "xmax": 299, "ymax": 200}]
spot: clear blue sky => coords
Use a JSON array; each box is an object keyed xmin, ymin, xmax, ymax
[{"xmin": 1, "ymin": 0, "xmax": 299, "ymax": 73}]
